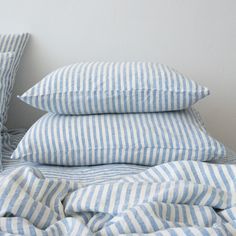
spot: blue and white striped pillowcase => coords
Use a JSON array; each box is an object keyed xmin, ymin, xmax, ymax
[
  {"xmin": 19, "ymin": 62, "xmax": 210, "ymax": 115},
  {"xmin": 0, "ymin": 33, "xmax": 30, "ymax": 124},
  {"xmin": 11, "ymin": 108, "xmax": 225, "ymax": 166},
  {"xmin": 0, "ymin": 53, "xmax": 15, "ymax": 123},
  {"xmin": 0, "ymin": 52, "xmax": 15, "ymax": 170}
]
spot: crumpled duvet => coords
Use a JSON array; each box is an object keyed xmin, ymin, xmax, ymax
[{"xmin": 0, "ymin": 161, "xmax": 236, "ymax": 236}]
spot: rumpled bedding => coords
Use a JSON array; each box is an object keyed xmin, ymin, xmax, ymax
[{"xmin": 0, "ymin": 160, "xmax": 236, "ymax": 236}]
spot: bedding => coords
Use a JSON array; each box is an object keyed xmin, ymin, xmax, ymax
[
  {"xmin": 1, "ymin": 129, "xmax": 236, "ymax": 235},
  {"xmin": 11, "ymin": 108, "xmax": 225, "ymax": 166},
  {"xmin": 19, "ymin": 62, "xmax": 209, "ymax": 115},
  {"xmin": 1, "ymin": 48, "xmax": 234, "ymax": 236},
  {"xmin": 0, "ymin": 160, "xmax": 236, "ymax": 235},
  {"xmin": 0, "ymin": 33, "xmax": 30, "ymax": 124}
]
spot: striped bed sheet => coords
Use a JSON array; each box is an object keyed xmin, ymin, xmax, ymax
[{"xmin": 1, "ymin": 129, "xmax": 236, "ymax": 235}]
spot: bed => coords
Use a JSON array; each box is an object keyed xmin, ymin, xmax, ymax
[{"xmin": 1, "ymin": 36, "xmax": 236, "ymax": 234}]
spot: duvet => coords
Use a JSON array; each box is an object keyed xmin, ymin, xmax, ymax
[{"xmin": 0, "ymin": 161, "xmax": 236, "ymax": 236}]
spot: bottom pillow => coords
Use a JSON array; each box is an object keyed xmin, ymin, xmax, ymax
[{"xmin": 11, "ymin": 109, "xmax": 225, "ymax": 166}]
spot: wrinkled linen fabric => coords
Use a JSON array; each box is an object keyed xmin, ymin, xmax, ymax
[{"xmin": 0, "ymin": 161, "xmax": 235, "ymax": 236}]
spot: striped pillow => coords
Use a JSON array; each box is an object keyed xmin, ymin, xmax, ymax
[
  {"xmin": 0, "ymin": 52, "xmax": 15, "ymax": 170},
  {"xmin": 19, "ymin": 62, "xmax": 209, "ymax": 115},
  {"xmin": 11, "ymin": 109, "xmax": 225, "ymax": 166},
  {"xmin": 0, "ymin": 33, "xmax": 30, "ymax": 124}
]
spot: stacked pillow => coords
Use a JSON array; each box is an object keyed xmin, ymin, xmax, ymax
[
  {"xmin": 12, "ymin": 62, "xmax": 226, "ymax": 166},
  {"xmin": 0, "ymin": 33, "xmax": 30, "ymax": 170}
]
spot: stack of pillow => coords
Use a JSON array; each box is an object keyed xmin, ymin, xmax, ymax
[
  {"xmin": 0, "ymin": 33, "xmax": 30, "ymax": 170},
  {"xmin": 12, "ymin": 62, "xmax": 226, "ymax": 166}
]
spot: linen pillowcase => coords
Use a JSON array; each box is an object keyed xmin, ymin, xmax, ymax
[
  {"xmin": 0, "ymin": 33, "xmax": 30, "ymax": 124},
  {"xmin": 0, "ymin": 52, "xmax": 15, "ymax": 170},
  {"xmin": 11, "ymin": 108, "xmax": 225, "ymax": 166},
  {"xmin": 19, "ymin": 62, "xmax": 209, "ymax": 115}
]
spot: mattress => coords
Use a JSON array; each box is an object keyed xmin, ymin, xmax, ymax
[{"xmin": 2, "ymin": 129, "xmax": 236, "ymax": 185}]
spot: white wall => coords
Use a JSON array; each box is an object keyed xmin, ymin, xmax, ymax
[{"xmin": 0, "ymin": 0, "xmax": 236, "ymax": 150}]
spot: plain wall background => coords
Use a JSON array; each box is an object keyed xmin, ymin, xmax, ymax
[{"xmin": 0, "ymin": 0, "xmax": 235, "ymax": 150}]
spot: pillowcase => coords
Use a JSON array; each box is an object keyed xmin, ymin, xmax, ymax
[
  {"xmin": 11, "ymin": 108, "xmax": 225, "ymax": 166},
  {"xmin": 0, "ymin": 53, "xmax": 15, "ymax": 123},
  {"xmin": 0, "ymin": 52, "xmax": 15, "ymax": 170},
  {"xmin": 0, "ymin": 33, "xmax": 30, "ymax": 124},
  {"xmin": 19, "ymin": 62, "xmax": 209, "ymax": 115}
]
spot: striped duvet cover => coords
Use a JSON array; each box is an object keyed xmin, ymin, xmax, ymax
[{"xmin": 0, "ymin": 130, "xmax": 236, "ymax": 235}]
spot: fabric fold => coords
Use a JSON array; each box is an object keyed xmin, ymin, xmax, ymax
[{"xmin": 0, "ymin": 161, "xmax": 235, "ymax": 235}]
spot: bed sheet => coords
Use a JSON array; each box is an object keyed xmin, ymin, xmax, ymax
[{"xmin": 1, "ymin": 158, "xmax": 236, "ymax": 235}]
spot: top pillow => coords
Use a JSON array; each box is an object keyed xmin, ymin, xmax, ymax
[{"xmin": 19, "ymin": 62, "xmax": 209, "ymax": 115}]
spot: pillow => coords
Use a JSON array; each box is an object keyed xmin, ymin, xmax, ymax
[
  {"xmin": 11, "ymin": 108, "xmax": 225, "ymax": 166},
  {"xmin": 0, "ymin": 53, "xmax": 15, "ymax": 122},
  {"xmin": 19, "ymin": 62, "xmax": 209, "ymax": 115},
  {"xmin": 0, "ymin": 52, "xmax": 15, "ymax": 170},
  {"xmin": 0, "ymin": 33, "xmax": 30, "ymax": 124}
]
